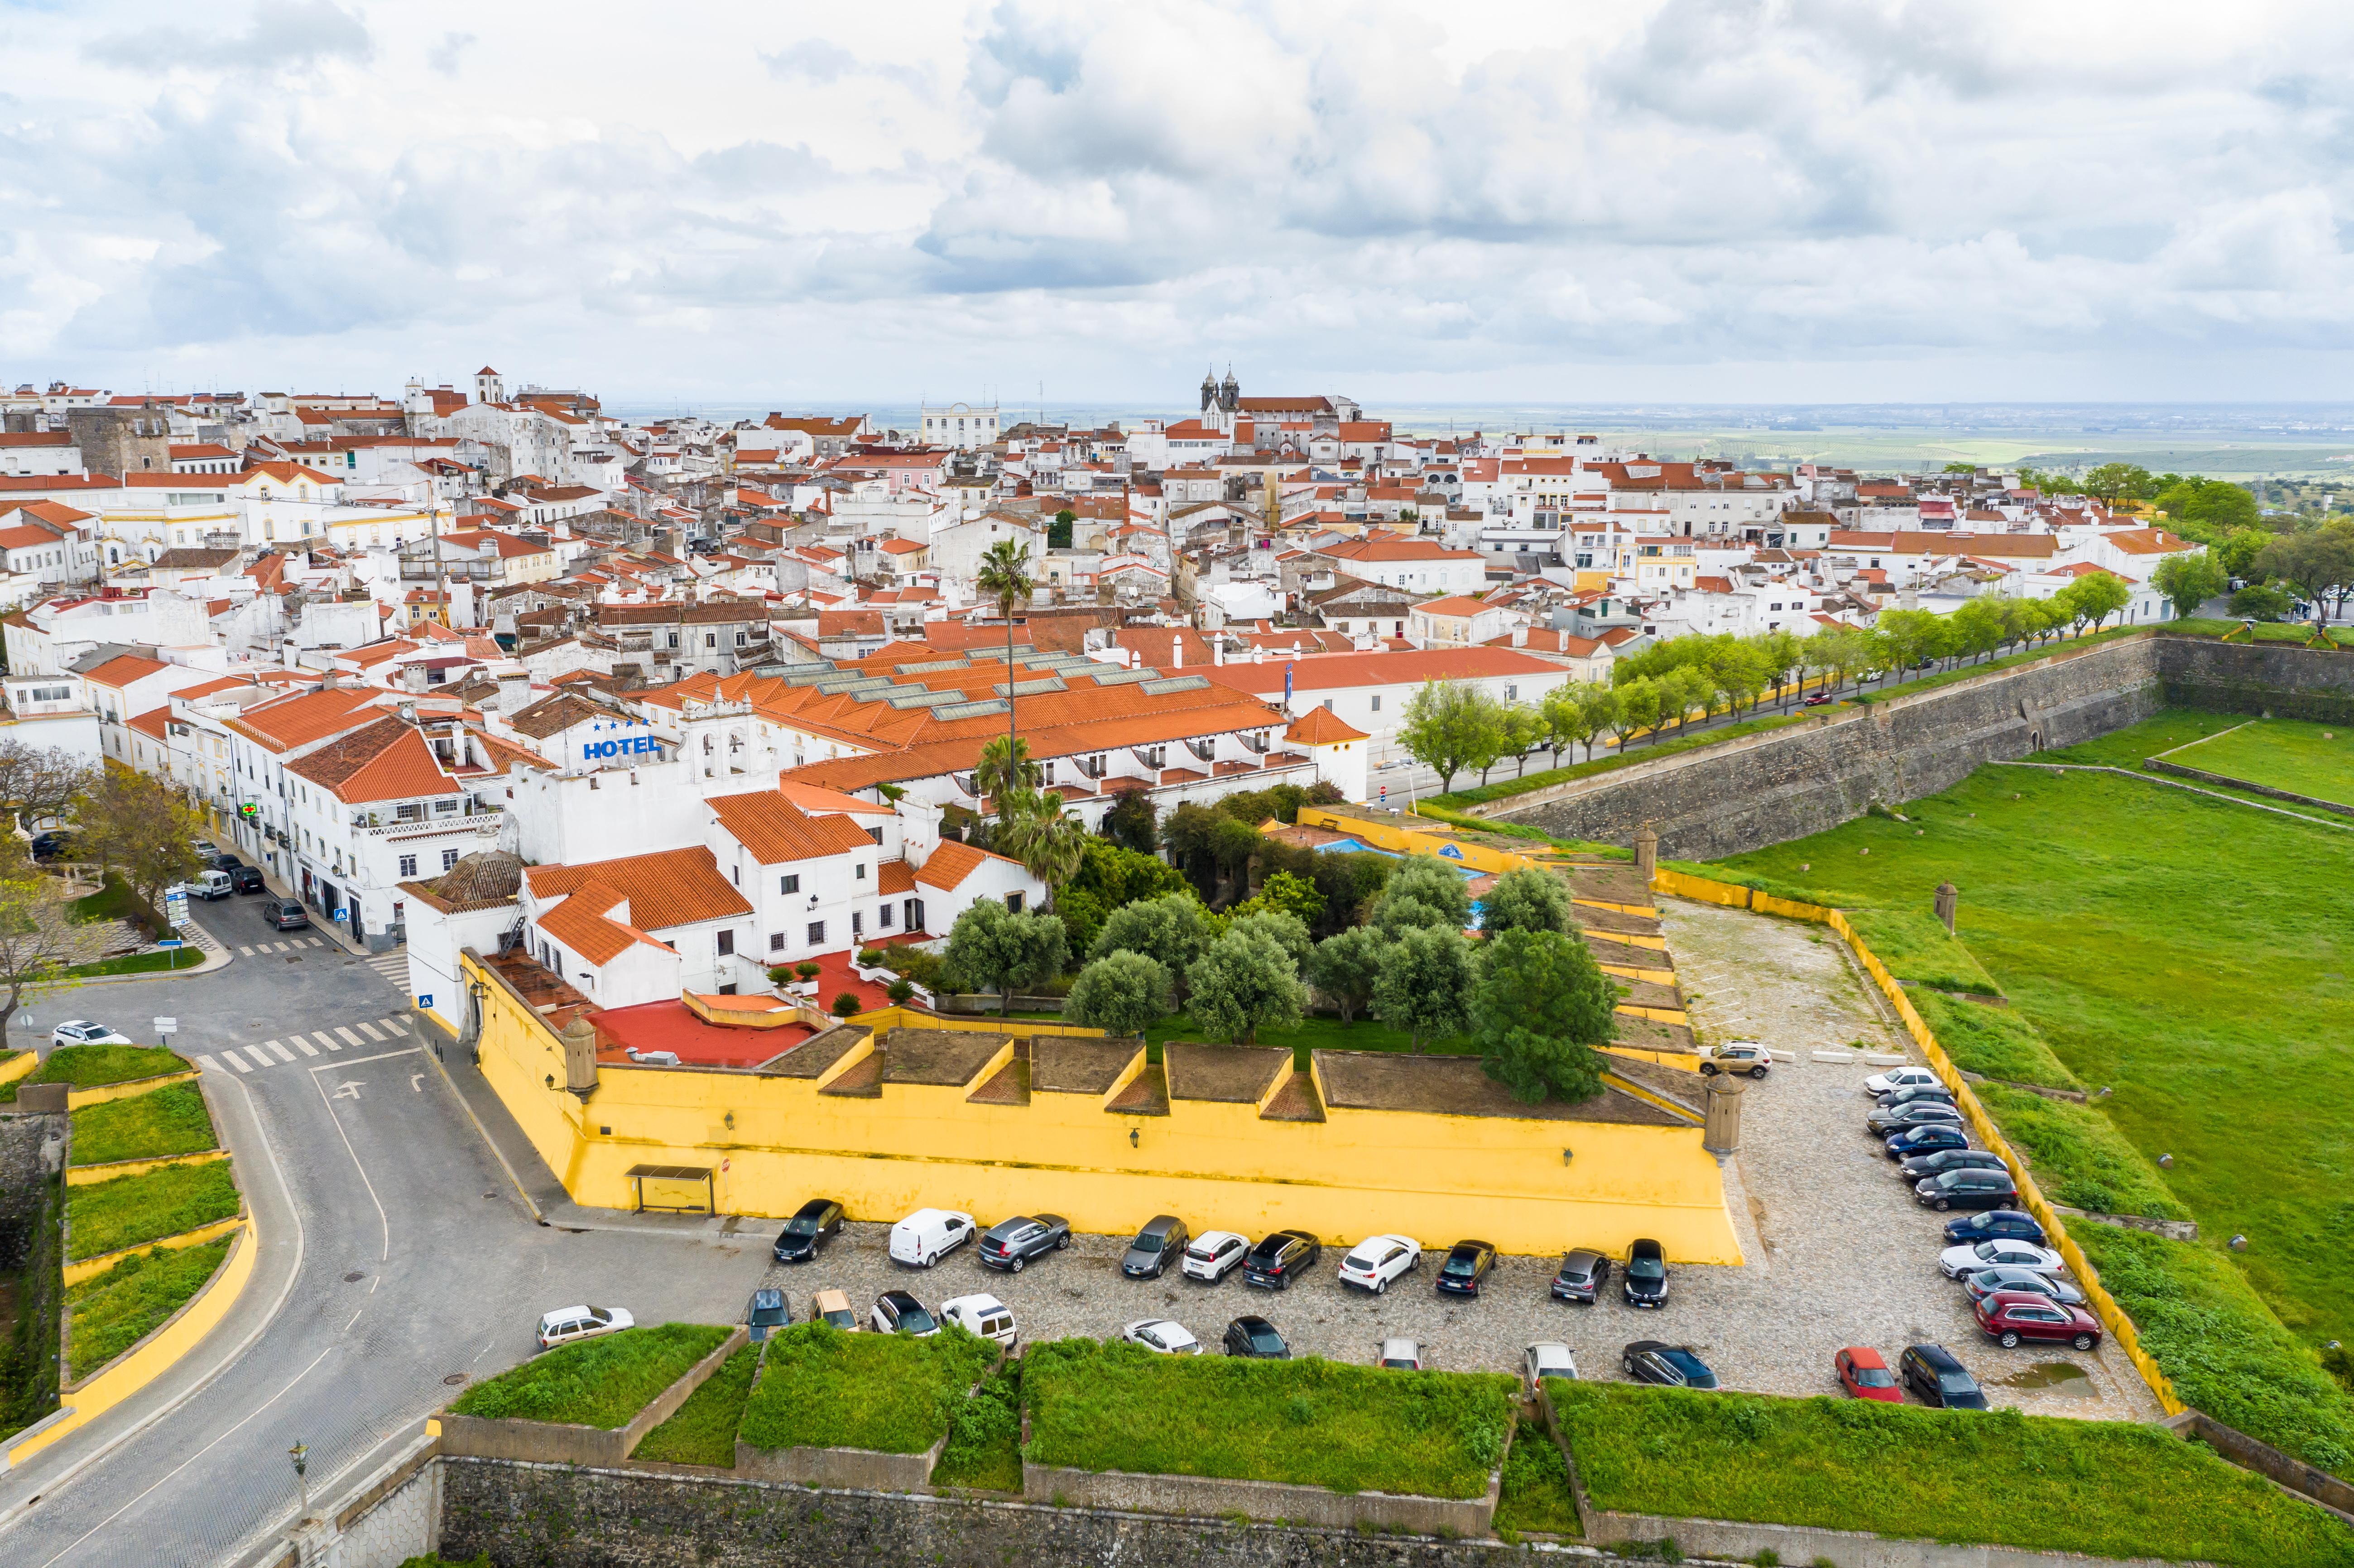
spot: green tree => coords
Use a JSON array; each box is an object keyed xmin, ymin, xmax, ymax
[
  {"xmin": 2153, "ymin": 477, "xmax": 2261, "ymax": 540},
  {"xmin": 1496, "ymin": 702, "xmax": 1545, "ymax": 781},
  {"xmin": 1208, "ymin": 816, "xmax": 1261, "ymax": 905},
  {"xmin": 1478, "ymin": 865, "xmax": 1573, "ymax": 937},
  {"xmin": 1101, "ymin": 790, "xmax": 1158, "ymax": 854},
  {"xmin": 1705, "ymin": 639, "xmax": 1768, "ymax": 715},
  {"xmin": 2083, "ymin": 463, "xmax": 2156, "ymax": 507},
  {"xmin": 1578, "ymin": 682, "xmax": 1623, "ymax": 758},
  {"xmin": 2230, "ymin": 583, "xmax": 2292, "ymax": 621},
  {"xmin": 1612, "ymin": 676, "xmax": 1662, "ymax": 746},
  {"xmin": 1230, "ymin": 868, "xmax": 1324, "ymax": 926},
  {"xmin": 1398, "ymin": 680, "xmax": 1506, "ymax": 792},
  {"xmin": 0, "ymin": 849, "xmax": 101, "ymax": 1034},
  {"xmin": 994, "ymin": 791, "xmax": 1087, "ymax": 901},
  {"xmin": 1947, "ymin": 596, "xmax": 2006, "ymax": 663},
  {"xmin": 75, "ymin": 764, "xmax": 204, "ymax": 921},
  {"xmin": 1160, "ymin": 802, "xmax": 1221, "ymax": 898},
  {"xmin": 2151, "ymin": 551, "xmax": 2228, "ymax": 621},
  {"xmin": 976, "ymin": 537, "xmax": 1035, "ymax": 765},
  {"xmin": 1756, "ymin": 628, "xmax": 1802, "ymax": 707},
  {"xmin": 1874, "ymin": 608, "xmax": 1943, "ymax": 679},
  {"xmin": 1186, "ymin": 928, "xmax": 1307, "ymax": 1044},
  {"xmin": 973, "ymin": 734, "xmax": 1039, "ymax": 822},
  {"xmin": 1372, "ymin": 923, "xmax": 1476, "ymax": 1053},
  {"xmin": 0, "ymin": 740, "xmax": 95, "ymax": 832},
  {"xmin": 2067, "ymin": 571, "xmax": 2133, "ymax": 630},
  {"xmin": 1049, "ymin": 508, "xmax": 1076, "ymax": 549},
  {"xmin": 1063, "ymin": 950, "xmax": 1173, "ymax": 1037},
  {"xmin": 1091, "ymin": 893, "xmax": 1213, "ymax": 998},
  {"xmin": 1371, "ymin": 854, "xmax": 1472, "ymax": 933},
  {"xmin": 1471, "ymin": 928, "xmax": 1619, "ymax": 1103},
  {"xmin": 2254, "ymin": 532, "xmax": 2354, "ymax": 623},
  {"xmin": 1224, "ymin": 908, "xmax": 1312, "ymax": 970},
  {"xmin": 940, "ymin": 898, "xmax": 1068, "ymax": 1014},
  {"xmin": 1808, "ymin": 626, "xmax": 1868, "ymax": 694},
  {"xmin": 1662, "ymin": 664, "xmax": 1715, "ymax": 735},
  {"xmin": 1304, "ymin": 925, "xmax": 1388, "ymax": 1024},
  {"xmin": 1068, "ymin": 836, "xmax": 1188, "ymax": 908}
]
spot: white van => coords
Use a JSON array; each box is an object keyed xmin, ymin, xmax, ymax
[
  {"xmin": 940, "ymin": 1294, "xmax": 1018, "ymax": 1346},
  {"xmin": 889, "ymin": 1208, "xmax": 975, "ymax": 1267},
  {"xmin": 174, "ymin": 869, "xmax": 233, "ymax": 901}
]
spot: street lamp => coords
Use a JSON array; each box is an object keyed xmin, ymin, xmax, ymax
[{"xmin": 288, "ymin": 1439, "xmax": 310, "ymax": 1519}]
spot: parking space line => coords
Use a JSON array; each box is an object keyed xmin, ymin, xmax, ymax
[
  {"xmin": 221, "ymin": 1050, "xmax": 253, "ymax": 1073},
  {"xmin": 197, "ymin": 1054, "xmax": 223, "ymax": 1074},
  {"xmin": 311, "ymin": 1031, "xmax": 341, "ymax": 1053},
  {"xmin": 334, "ymin": 1026, "xmax": 366, "ymax": 1049},
  {"xmin": 288, "ymin": 1037, "xmax": 319, "ymax": 1057},
  {"xmin": 354, "ymin": 1021, "xmax": 388, "ymax": 1042}
]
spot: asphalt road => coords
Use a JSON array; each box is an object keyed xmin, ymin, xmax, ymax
[{"xmin": 0, "ymin": 901, "xmax": 771, "ymax": 1568}]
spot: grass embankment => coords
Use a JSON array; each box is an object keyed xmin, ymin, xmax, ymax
[
  {"xmin": 1548, "ymin": 1381, "xmax": 2354, "ymax": 1568},
  {"xmin": 69, "ymin": 873, "xmax": 158, "ymax": 929},
  {"xmin": 630, "ymin": 1343, "xmax": 757, "ymax": 1466},
  {"xmin": 1912, "ymin": 993, "xmax": 2082, "ymax": 1091},
  {"xmin": 2040, "ymin": 710, "xmax": 2354, "ymax": 825},
  {"xmin": 64, "ymin": 1236, "xmax": 233, "ymax": 1378},
  {"xmin": 738, "ymin": 1321, "xmax": 996, "ymax": 1455},
  {"xmin": 2172, "ymin": 616, "xmax": 2354, "ymax": 647},
  {"xmin": 1843, "ymin": 906, "xmax": 1999, "ymax": 995},
  {"xmin": 2161, "ymin": 716, "xmax": 2354, "ymax": 804},
  {"xmin": 1, "ymin": 1044, "xmax": 186, "ymax": 1104},
  {"xmin": 452, "ymin": 1323, "xmax": 731, "ymax": 1429},
  {"xmin": 1707, "ymin": 753, "xmax": 2354, "ymax": 1471},
  {"xmin": 1974, "ymin": 1082, "xmax": 2188, "ymax": 1221},
  {"xmin": 65, "ymin": 1160, "xmax": 239, "ymax": 1261},
  {"xmin": 1492, "ymin": 1418, "xmax": 1581, "ymax": 1538},
  {"xmin": 931, "ymin": 1358, "xmax": 1024, "ymax": 1491},
  {"xmin": 1024, "ymin": 1338, "xmax": 1514, "ymax": 1500},
  {"xmin": 1432, "ymin": 710, "xmax": 1828, "ymax": 810},
  {"xmin": 69, "ymin": 1083, "xmax": 217, "ymax": 1166}
]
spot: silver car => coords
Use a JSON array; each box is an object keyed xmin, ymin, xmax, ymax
[
  {"xmin": 1523, "ymin": 1342, "xmax": 1577, "ymax": 1387},
  {"xmin": 1963, "ymin": 1266, "xmax": 2085, "ymax": 1308}
]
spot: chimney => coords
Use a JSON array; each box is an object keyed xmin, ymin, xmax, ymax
[
  {"xmin": 1214, "ymin": 636, "xmax": 1226, "ymax": 667},
  {"xmin": 322, "ymin": 667, "xmax": 338, "ymax": 690},
  {"xmin": 1171, "ymin": 633, "xmax": 1182, "ymax": 670},
  {"xmin": 498, "ymin": 671, "xmax": 532, "ymax": 713},
  {"xmin": 397, "ymin": 700, "xmax": 418, "ymax": 726},
  {"xmin": 403, "ymin": 663, "xmax": 428, "ymax": 693}
]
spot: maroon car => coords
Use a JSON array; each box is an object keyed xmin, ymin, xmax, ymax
[{"xmin": 1973, "ymin": 1291, "xmax": 2102, "ymax": 1352}]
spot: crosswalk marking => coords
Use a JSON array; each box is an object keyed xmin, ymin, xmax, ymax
[
  {"xmin": 263, "ymin": 1040, "xmax": 296, "ymax": 1064},
  {"xmin": 383, "ymin": 1015, "xmax": 408, "ymax": 1034},
  {"xmin": 354, "ymin": 1021, "xmax": 388, "ymax": 1042},
  {"xmin": 334, "ymin": 1026, "xmax": 366, "ymax": 1049},
  {"xmin": 187, "ymin": 1017, "xmax": 421, "ymax": 1076},
  {"xmin": 289, "ymin": 1036, "xmax": 319, "ymax": 1057},
  {"xmin": 221, "ymin": 1049, "xmax": 253, "ymax": 1073},
  {"xmin": 197, "ymin": 1054, "xmax": 222, "ymax": 1074},
  {"xmin": 236, "ymin": 945, "xmax": 253, "ymax": 956},
  {"xmin": 312, "ymin": 1031, "xmax": 341, "ymax": 1053}
]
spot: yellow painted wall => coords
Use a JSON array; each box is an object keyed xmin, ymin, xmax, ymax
[
  {"xmin": 1293, "ymin": 807, "xmax": 1535, "ymax": 876},
  {"xmin": 64, "ymin": 1212, "xmax": 246, "ymax": 1287},
  {"xmin": 66, "ymin": 1147, "xmax": 230, "ymax": 1187},
  {"xmin": 0, "ymin": 1050, "xmax": 35, "ymax": 1087},
  {"xmin": 68, "ymin": 1069, "xmax": 199, "ymax": 1109},
  {"xmin": 466, "ymin": 954, "xmax": 1742, "ymax": 1263}
]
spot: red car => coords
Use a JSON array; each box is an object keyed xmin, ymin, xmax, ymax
[
  {"xmin": 1974, "ymin": 1291, "xmax": 2102, "ymax": 1352},
  {"xmin": 1835, "ymin": 1346, "xmax": 1903, "ymax": 1403}
]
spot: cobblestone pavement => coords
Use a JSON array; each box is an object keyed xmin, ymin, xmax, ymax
[{"xmin": 744, "ymin": 901, "xmax": 2158, "ymax": 1424}]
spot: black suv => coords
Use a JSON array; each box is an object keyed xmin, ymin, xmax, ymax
[
  {"xmin": 1916, "ymin": 1168, "xmax": 2019, "ymax": 1213},
  {"xmin": 773, "ymin": 1198, "xmax": 845, "ymax": 1262},
  {"xmin": 1121, "ymin": 1215, "xmax": 1189, "ymax": 1279},
  {"xmin": 1241, "ymin": 1230, "xmax": 1320, "ymax": 1290},
  {"xmin": 1223, "ymin": 1316, "xmax": 1289, "ymax": 1358},
  {"xmin": 1551, "ymin": 1248, "xmax": 1612, "ymax": 1304},
  {"xmin": 979, "ymin": 1213, "xmax": 1071, "ymax": 1273},
  {"xmin": 1622, "ymin": 1238, "xmax": 1668, "ymax": 1308},
  {"xmin": 1434, "ymin": 1240, "xmax": 1496, "ymax": 1298},
  {"xmin": 228, "ymin": 865, "xmax": 266, "ymax": 894},
  {"xmin": 1900, "ymin": 1343, "xmax": 1987, "ymax": 1410}
]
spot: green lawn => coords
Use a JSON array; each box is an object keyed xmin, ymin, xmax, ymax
[
  {"xmin": 930, "ymin": 1358, "xmax": 1024, "ymax": 1491},
  {"xmin": 69, "ymin": 874, "xmax": 156, "ymax": 928},
  {"xmin": 25, "ymin": 1045, "xmax": 185, "ymax": 1087},
  {"xmin": 69, "ymin": 1083, "xmax": 218, "ymax": 1166},
  {"xmin": 60, "ymin": 949, "xmax": 201, "ymax": 979},
  {"xmin": 1912, "ymin": 991, "xmax": 2081, "ymax": 1091},
  {"xmin": 1023, "ymin": 1338, "xmax": 1514, "ymax": 1500},
  {"xmin": 65, "ymin": 1161, "xmax": 240, "ymax": 1261},
  {"xmin": 629, "ymin": 1343, "xmax": 756, "ymax": 1466},
  {"xmin": 1492, "ymin": 1418, "xmax": 1581, "ymax": 1538},
  {"xmin": 2159, "ymin": 716, "xmax": 2354, "ymax": 805},
  {"xmin": 451, "ymin": 1323, "xmax": 731, "ymax": 1429},
  {"xmin": 1547, "ymin": 1381, "xmax": 2354, "ymax": 1568},
  {"xmin": 1974, "ymin": 1083, "xmax": 2186, "ymax": 1221},
  {"xmin": 2040, "ymin": 708, "xmax": 2259, "ymax": 770},
  {"xmin": 64, "ymin": 1236, "xmax": 233, "ymax": 1377},
  {"xmin": 738, "ymin": 1321, "xmax": 997, "ymax": 1455}
]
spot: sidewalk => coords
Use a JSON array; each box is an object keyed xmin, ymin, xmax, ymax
[
  {"xmin": 63, "ymin": 908, "xmax": 235, "ymax": 988},
  {"xmin": 254, "ymin": 867, "xmax": 372, "ymax": 958}
]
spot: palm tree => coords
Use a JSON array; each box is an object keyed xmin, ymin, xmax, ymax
[
  {"xmin": 975, "ymin": 537, "xmax": 1035, "ymax": 761},
  {"xmin": 974, "ymin": 734, "xmax": 1039, "ymax": 828},
  {"xmin": 995, "ymin": 790, "xmax": 1087, "ymax": 906}
]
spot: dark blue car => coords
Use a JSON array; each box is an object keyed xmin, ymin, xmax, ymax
[
  {"xmin": 1943, "ymin": 1208, "xmax": 2047, "ymax": 1247},
  {"xmin": 1885, "ymin": 1124, "xmax": 1970, "ymax": 1160}
]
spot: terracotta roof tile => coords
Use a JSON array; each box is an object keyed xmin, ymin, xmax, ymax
[
  {"xmin": 914, "ymin": 839, "xmax": 1025, "ymax": 891},
  {"xmin": 285, "ymin": 716, "xmax": 459, "ymax": 804},
  {"xmin": 709, "ymin": 791, "xmax": 879, "ymax": 866},
  {"xmin": 527, "ymin": 846, "xmax": 752, "ymax": 932}
]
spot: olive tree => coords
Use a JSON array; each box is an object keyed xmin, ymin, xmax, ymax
[
  {"xmin": 1371, "ymin": 923, "xmax": 1477, "ymax": 1054},
  {"xmin": 940, "ymin": 898, "xmax": 1068, "ymax": 1014},
  {"xmin": 1186, "ymin": 928, "xmax": 1307, "ymax": 1045},
  {"xmin": 1478, "ymin": 865, "xmax": 1573, "ymax": 937},
  {"xmin": 1304, "ymin": 925, "xmax": 1388, "ymax": 1024},
  {"xmin": 1063, "ymin": 950, "xmax": 1175, "ymax": 1038}
]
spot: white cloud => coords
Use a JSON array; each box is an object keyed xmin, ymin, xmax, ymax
[{"xmin": 4, "ymin": 0, "xmax": 2354, "ymax": 402}]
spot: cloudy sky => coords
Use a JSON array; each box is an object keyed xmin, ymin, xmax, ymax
[{"xmin": 4, "ymin": 0, "xmax": 2353, "ymax": 408}]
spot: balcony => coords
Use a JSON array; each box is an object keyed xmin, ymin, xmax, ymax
[{"xmin": 357, "ymin": 810, "xmax": 505, "ymax": 843}]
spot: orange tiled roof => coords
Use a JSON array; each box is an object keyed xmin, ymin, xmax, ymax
[
  {"xmin": 527, "ymin": 846, "xmax": 752, "ymax": 932},
  {"xmin": 285, "ymin": 716, "xmax": 459, "ymax": 804},
  {"xmin": 914, "ymin": 838, "xmax": 1025, "ymax": 892},
  {"xmin": 221, "ymin": 686, "xmax": 385, "ymax": 753},
  {"xmin": 876, "ymin": 858, "xmax": 917, "ymax": 895},
  {"xmin": 709, "ymin": 791, "xmax": 879, "ymax": 866},
  {"xmin": 1283, "ymin": 706, "xmax": 1367, "ymax": 745},
  {"xmin": 79, "ymin": 653, "xmax": 173, "ymax": 687}
]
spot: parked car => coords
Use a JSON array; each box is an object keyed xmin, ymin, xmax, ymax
[
  {"xmin": 1623, "ymin": 1341, "xmax": 1717, "ymax": 1389},
  {"xmin": 1897, "ymin": 1148, "xmax": 2010, "ymax": 1183},
  {"xmin": 1122, "ymin": 1318, "xmax": 1201, "ymax": 1355},
  {"xmin": 889, "ymin": 1208, "xmax": 976, "ymax": 1267},
  {"xmin": 262, "ymin": 899, "xmax": 311, "ymax": 931},
  {"xmin": 1121, "ymin": 1215, "xmax": 1189, "ymax": 1279},
  {"xmin": 1874, "ymin": 1082, "xmax": 1956, "ymax": 1111},
  {"xmin": 1963, "ymin": 1267, "xmax": 2086, "ymax": 1309},
  {"xmin": 746, "ymin": 1288, "xmax": 790, "ymax": 1343},
  {"xmin": 1885, "ymin": 1124, "xmax": 1970, "ymax": 1160},
  {"xmin": 1974, "ymin": 1292, "xmax": 2103, "ymax": 1352},
  {"xmin": 1868, "ymin": 1100, "xmax": 1965, "ymax": 1136},
  {"xmin": 1943, "ymin": 1209, "xmax": 2047, "ymax": 1247},
  {"xmin": 173, "ymin": 869, "xmax": 233, "ymax": 901},
  {"xmin": 979, "ymin": 1213, "xmax": 1070, "ymax": 1273},
  {"xmin": 1699, "ymin": 1041, "xmax": 1772, "ymax": 1078},
  {"xmin": 1835, "ymin": 1346, "xmax": 1903, "ymax": 1403},
  {"xmin": 536, "ymin": 1304, "xmax": 633, "ymax": 1350},
  {"xmin": 1622, "ymin": 1238, "xmax": 1668, "ymax": 1308},
  {"xmin": 1435, "ymin": 1239, "xmax": 1497, "ymax": 1298},
  {"xmin": 1915, "ymin": 1167, "xmax": 2019, "ymax": 1212},
  {"xmin": 1550, "ymin": 1248, "xmax": 1613, "ymax": 1305},
  {"xmin": 1940, "ymin": 1239, "xmax": 2064, "ymax": 1280},
  {"xmin": 206, "ymin": 852, "xmax": 243, "ymax": 873},
  {"xmin": 871, "ymin": 1290, "xmax": 939, "ymax": 1336},
  {"xmin": 1223, "ymin": 1316, "xmax": 1290, "ymax": 1358},
  {"xmin": 1523, "ymin": 1342, "xmax": 1577, "ymax": 1386},
  {"xmin": 1377, "ymin": 1337, "xmax": 1425, "ymax": 1371},
  {"xmin": 1241, "ymin": 1231, "xmax": 1321, "ymax": 1290},
  {"xmin": 1899, "ymin": 1343, "xmax": 1988, "ymax": 1410},
  {"xmin": 772, "ymin": 1198, "xmax": 845, "ymax": 1263},
  {"xmin": 51, "ymin": 1020, "xmax": 132, "ymax": 1048},
  {"xmin": 1182, "ymin": 1230, "xmax": 1250, "ymax": 1284},
  {"xmin": 228, "ymin": 864, "xmax": 266, "ymax": 894},
  {"xmin": 941, "ymin": 1294, "xmax": 1019, "ymax": 1346},
  {"xmin": 192, "ymin": 838, "xmax": 221, "ymax": 860},
  {"xmin": 811, "ymin": 1288, "xmax": 858, "ymax": 1331},
  {"xmin": 1336, "ymin": 1233, "xmax": 1422, "ymax": 1293},
  {"xmin": 28, "ymin": 830, "xmax": 75, "ymax": 862},
  {"xmin": 1802, "ymin": 692, "xmax": 1834, "ymax": 707},
  {"xmin": 1865, "ymin": 1065, "xmax": 1943, "ymax": 1096}
]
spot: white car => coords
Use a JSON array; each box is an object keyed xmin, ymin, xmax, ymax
[
  {"xmin": 1121, "ymin": 1318, "xmax": 1201, "ymax": 1355},
  {"xmin": 536, "ymin": 1304, "xmax": 634, "ymax": 1350},
  {"xmin": 1377, "ymin": 1337, "xmax": 1424, "ymax": 1370},
  {"xmin": 1865, "ymin": 1065, "xmax": 1942, "ymax": 1096},
  {"xmin": 1940, "ymin": 1240, "xmax": 2065, "ymax": 1280},
  {"xmin": 1181, "ymin": 1229, "xmax": 1249, "ymax": 1283},
  {"xmin": 889, "ymin": 1208, "xmax": 976, "ymax": 1267},
  {"xmin": 1337, "ymin": 1234, "xmax": 1422, "ymax": 1293},
  {"xmin": 51, "ymin": 1021, "xmax": 132, "ymax": 1049},
  {"xmin": 1523, "ymin": 1342, "xmax": 1578, "ymax": 1386},
  {"xmin": 940, "ymin": 1294, "xmax": 1019, "ymax": 1346}
]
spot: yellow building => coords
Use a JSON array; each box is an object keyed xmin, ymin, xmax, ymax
[{"xmin": 464, "ymin": 947, "xmax": 1743, "ymax": 1264}]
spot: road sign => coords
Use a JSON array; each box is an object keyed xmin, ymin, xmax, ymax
[
  {"xmin": 333, "ymin": 907, "xmax": 349, "ymax": 922},
  {"xmin": 154, "ymin": 1017, "xmax": 178, "ymax": 1036},
  {"xmin": 418, "ymin": 994, "xmax": 433, "ymax": 1010},
  {"xmin": 157, "ymin": 939, "xmax": 183, "ymax": 950}
]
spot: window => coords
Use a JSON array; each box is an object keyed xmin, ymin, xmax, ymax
[
  {"xmin": 730, "ymin": 863, "xmax": 740, "ymax": 885},
  {"xmin": 806, "ymin": 920, "xmax": 826, "ymax": 945},
  {"xmin": 1369, "ymin": 694, "xmax": 1381, "ymax": 712},
  {"xmin": 717, "ymin": 930, "xmax": 734, "ymax": 956},
  {"xmin": 878, "ymin": 904, "xmax": 894, "ymax": 928},
  {"xmin": 850, "ymin": 912, "xmax": 863, "ymax": 936},
  {"xmin": 867, "ymin": 826, "xmax": 883, "ymax": 845},
  {"xmin": 1504, "ymin": 685, "xmax": 1518, "ymax": 700},
  {"xmin": 780, "ymin": 873, "xmax": 799, "ymax": 894},
  {"xmin": 441, "ymin": 849, "xmax": 460, "ymax": 871},
  {"xmin": 1322, "ymin": 698, "xmax": 1333, "ymax": 712},
  {"xmin": 1005, "ymin": 892, "xmax": 1023, "ymax": 914},
  {"xmin": 769, "ymin": 932, "xmax": 787, "ymax": 952},
  {"xmin": 398, "ymin": 854, "xmax": 418, "ymax": 877},
  {"xmin": 705, "ymin": 632, "xmax": 717, "ymax": 648},
  {"xmin": 854, "ymin": 863, "xmax": 866, "ymax": 880}
]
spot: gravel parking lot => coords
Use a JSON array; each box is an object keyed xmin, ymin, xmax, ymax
[{"xmin": 735, "ymin": 899, "xmax": 2159, "ymax": 1421}]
